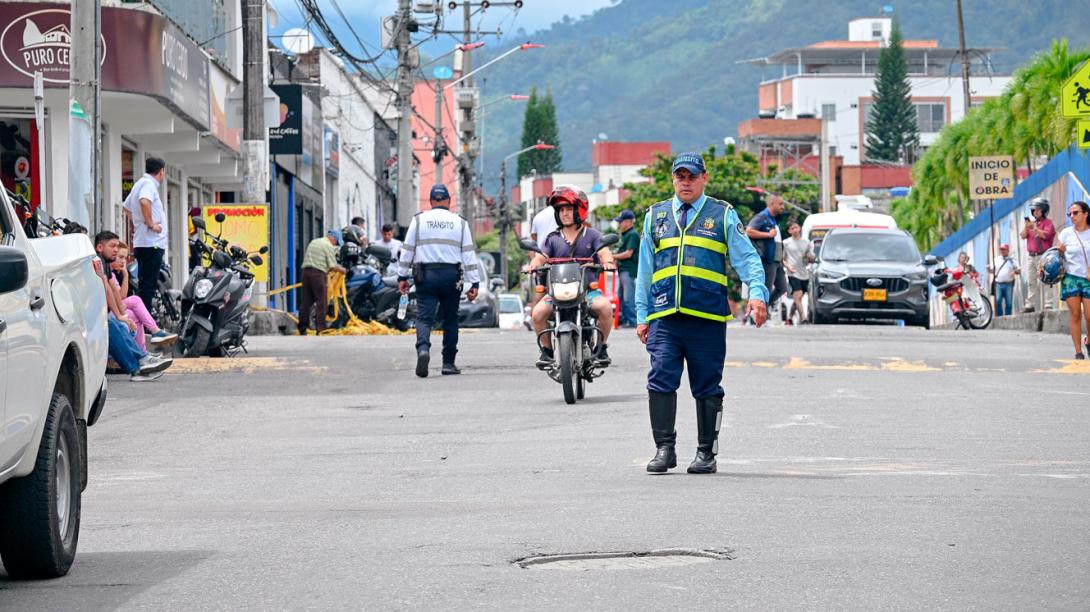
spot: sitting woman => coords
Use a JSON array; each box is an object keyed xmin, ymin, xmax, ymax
[{"xmin": 110, "ymin": 242, "xmax": 178, "ymax": 350}]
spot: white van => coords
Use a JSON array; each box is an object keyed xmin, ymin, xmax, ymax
[{"xmin": 802, "ymin": 210, "xmax": 898, "ymax": 253}]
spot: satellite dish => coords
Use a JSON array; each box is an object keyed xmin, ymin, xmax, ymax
[
  {"xmin": 432, "ymin": 65, "xmax": 454, "ymax": 80},
  {"xmin": 282, "ymin": 28, "xmax": 314, "ymax": 55},
  {"xmin": 597, "ymin": 132, "xmax": 608, "ymax": 141}
]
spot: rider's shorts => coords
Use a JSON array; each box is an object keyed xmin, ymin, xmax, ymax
[{"xmin": 1061, "ymin": 275, "xmax": 1090, "ymax": 300}]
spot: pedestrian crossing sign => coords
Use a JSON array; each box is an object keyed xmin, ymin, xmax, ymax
[
  {"xmin": 1079, "ymin": 120, "xmax": 1090, "ymax": 149},
  {"xmin": 1062, "ymin": 60, "xmax": 1090, "ymax": 118}
]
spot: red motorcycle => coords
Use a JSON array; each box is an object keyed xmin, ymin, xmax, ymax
[{"xmin": 929, "ymin": 262, "xmax": 993, "ymax": 329}]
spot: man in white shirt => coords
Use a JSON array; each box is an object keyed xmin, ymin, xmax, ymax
[
  {"xmin": 375, "ymin": 223, "xmax": 403, "ymax": 263},
  {"xmin": 987, "ymin": 243, "xmax": 1019, "ymax": 316},
  {"xmin": 782, "ymin": 221, "xmax": 813, "ymax": 325},
  {"xmin": 123, "ymin": 157, "xmax": 168, "ymax": 312},
  {"xmin": 530, "ymin": 205, "xmax": 558, "ymax": 249}
]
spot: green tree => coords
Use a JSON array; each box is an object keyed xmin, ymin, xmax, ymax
[
  {"xmin": 865, "ymin": 18, "xmax": 918, "ymax": 162},
  {"xmin": 517, "ymin": 88, "xmax": 562, "ymax": 178},
  {"xmin": 894, "ymin": 40, "xmax": 1090, "ymax": 251}
]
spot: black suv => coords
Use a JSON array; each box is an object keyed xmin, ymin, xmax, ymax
[{"xmin": 810, "ymin": 228, "xmax": 931, "ymax": 328}]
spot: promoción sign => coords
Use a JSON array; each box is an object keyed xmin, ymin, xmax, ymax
[
  {"xmin": 968, "ymin": 155, "xmax": 1014, "ymax": 199},
  {"xmin": 201, "ymin": 204, "xmax": 269, "ymax": 282}
]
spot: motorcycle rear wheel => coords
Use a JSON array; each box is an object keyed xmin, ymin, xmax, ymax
[{"xmin": 558, "ymin": 333, "xmax": 576, "ymax": 405}]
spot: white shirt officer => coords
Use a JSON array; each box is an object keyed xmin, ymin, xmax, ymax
[{"xmin": 397, "ymin": 184, "xmax": 481, "ymax": 296}]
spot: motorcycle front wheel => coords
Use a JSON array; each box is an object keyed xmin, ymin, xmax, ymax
[
  {"xmin": 185, "ymin": 326, "xmax": 211, "ymax": 357},
  {"xmin": 558, "ymin": 333, "xmax": 576, "ymax": 405},
  {"xmin": 967, "ymin": 296, "xmax": 994, "ymax": 329}
]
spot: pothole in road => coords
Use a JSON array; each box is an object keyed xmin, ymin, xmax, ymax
[{"xmin": 514, "ymin": 548, "xmax": 734, "ymax": 571}]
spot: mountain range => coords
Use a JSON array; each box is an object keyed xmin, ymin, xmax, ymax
[{"xmin": 476, "ymin": 0, "xmax": 1090, "ymax": 189}]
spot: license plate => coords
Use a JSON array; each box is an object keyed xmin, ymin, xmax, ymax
[{"xmin": 863, "ymin": 288, "xmax": 887, "ymax": 301}]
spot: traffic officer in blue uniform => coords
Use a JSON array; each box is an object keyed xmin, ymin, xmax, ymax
[
  {"xmin": 635, "ymin": 153, "xmax": 769, "ymax": 474},
  {"xmin": 398, "ymin": 184, "xmax": 481, "ymax": 377}
]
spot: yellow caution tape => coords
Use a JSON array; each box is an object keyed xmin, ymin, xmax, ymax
[{"xmin": 318, "ymin": 270, "xmax": 411, "ymax": 336}]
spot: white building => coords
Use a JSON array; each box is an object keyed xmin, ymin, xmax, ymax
[{"xmin": 742, "ymin": 16, "xmax": 1011, "ymax": 165}]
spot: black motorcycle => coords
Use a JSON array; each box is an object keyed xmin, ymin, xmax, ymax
[
  {"xmin": 519, "ymin": 234, "xmax": 618, "ymax": 404},
  {"xmin": 179, "ymin": 214, "xmax": 267, "ymax": 357}
]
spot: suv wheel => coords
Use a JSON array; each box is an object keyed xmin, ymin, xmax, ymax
[{"xmin": 0, "ymin": 392, "xmax": 82, "ymax": 578}]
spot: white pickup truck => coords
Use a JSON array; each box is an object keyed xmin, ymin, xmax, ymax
[{"xmin": 0, "ymin": 190, "xmax": 107, "ymax": 578}]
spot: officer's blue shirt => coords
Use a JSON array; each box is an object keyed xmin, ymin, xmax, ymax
[{"xmin": 635, "ymin": 192, "xmax": 769, "ymax": 325}]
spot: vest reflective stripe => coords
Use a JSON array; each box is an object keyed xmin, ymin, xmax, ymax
[
  {"xmin": 647, "ymin": 198, "xmax": 733, "ymax": 322},
  {"xmin": 654, "ymin": 235, "xmax": 726, "ymax": 255}
]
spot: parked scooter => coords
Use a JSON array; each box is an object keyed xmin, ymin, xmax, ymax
[
  {"xmin": 929, "ymin": 260, "xmax": 993, "ymax": 329},
  {"xmin": 179, "ymin": 214, "xmax": 268, "ymax": 356},
  {"xmin": 519, "ymin": 234, "xmax": 619, "ymax": 405}
]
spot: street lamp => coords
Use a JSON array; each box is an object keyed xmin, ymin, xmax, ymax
[
  {"xmin": 497, "ymin": 141, "xmax": 555, "ymax": 285},
  {"xmin": 477, "ymin": 93, "xmax": 529, "ymax": 189},
  {"xmin": 444, "ymin": 43, "xmax": 545, "ymax": 90}
]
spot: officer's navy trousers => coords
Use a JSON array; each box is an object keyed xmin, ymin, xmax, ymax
[
  {"xmin": 415, "ymin": 265, "xmax": 462, "ymax": 362},
  {"xmin": 646, "ymin": 314, "xmax": 726, "ymax": 399}
]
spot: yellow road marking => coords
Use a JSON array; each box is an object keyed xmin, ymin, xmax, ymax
[
  {"xmin": 880, "ymin": 358, "xmax": 941, "ymax": 372},
  {"xmin": 784, "ymin": 357, "xmax": 876, "ymax": 371},
  {"xmin": 1033, "ymin": 360, "xmax": 1090, "ymax": 375}
]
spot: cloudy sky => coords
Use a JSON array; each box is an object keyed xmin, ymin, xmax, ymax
[{"xmin": 268, "ymin": 0, "xmax": 616, "ymax": 57}]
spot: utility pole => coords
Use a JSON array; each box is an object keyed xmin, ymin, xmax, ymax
[
  {"xmin": 955, "ymin": 0, "xmax": 973, "ymax": 117},
  {"xmin": 69, "ymin": 0, "xmax": 100, "ymax": 228},
  {"xmin": 459, "ymin": 1, "xmax": 475, "ymax": 225},
  {"xmin": 240, "ymin": 0, "xmax": 268, "ymax": 205},
  {"xmin": 395, "ymin": 0, "xmax": 416, "ymax": 227}
]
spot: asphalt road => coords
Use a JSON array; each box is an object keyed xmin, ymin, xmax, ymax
[{"xmin": 2, "ymin": 324, "xmax": 1088, "ymax": 610}]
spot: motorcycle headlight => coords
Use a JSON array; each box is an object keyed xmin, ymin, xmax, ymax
[
  {"xmin": 194, "ymin": 278, "xmax": 214, "ymax": 299},
  {"xmin": 551, "ymin": 281, "xmax": 581, "ymax": 301}
]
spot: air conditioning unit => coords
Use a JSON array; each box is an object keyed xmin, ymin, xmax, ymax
[
  {"xmin": 797, "ymin": 112, "xmax": 815, "ymax": 118},
  {"xmin": 758, "ymin": 110, "xmax": 776, "ymax": 119}
]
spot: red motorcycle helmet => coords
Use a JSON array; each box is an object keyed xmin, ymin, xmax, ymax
[{"xmin": 548, "ymin": 185, "xmax": 589, "ymax": 227}]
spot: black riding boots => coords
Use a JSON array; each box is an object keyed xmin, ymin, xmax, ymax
[
  {"xmin": 687, "ymin": 395, "xmax": 723, "ymax": 474},
  {"xmin": 646, "ymin": 391, "xmax": 678, "ymax": 473}
]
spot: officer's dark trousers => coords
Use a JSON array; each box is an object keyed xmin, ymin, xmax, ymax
[
  {"xmin": 646, "ymin": 314, "xmax": 726, "ymax": 399},
  {"xmin": 415, "ymin": 265, "xmax": 461, "ymax": 363}
]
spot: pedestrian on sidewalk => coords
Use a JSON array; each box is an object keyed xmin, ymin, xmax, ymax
[
  {"xmin": 1021, "ymin": 197, "xmax": 1057, "ymax": 313},
  {"xmin": 1057, "ymin": 201, "xmax": 1090, "ymax": 359},
  {"xmin": 987, "ymin": 243, "xmax": 1019, "ymax": 317},
  {"xmin": 746, "ymin": 194, "xmax": 788, "ymax": 308},
  {"xmin": 612, "ymin": 209, "xmax": 640, "ymax": 327},
  {"xmin": 397, "ymin": 184, "xmax": 481, "ymax": 377},
  {"xmin": 636, "ymin": 153, "xmax": 768, "ymax": 475},
  {"xmin": 298, "ymin": 231, "xmax": 346, "ymax": 336},
  {"xmin": 124, "ymin": 156, "xmax": 169, "ymax": 313}
]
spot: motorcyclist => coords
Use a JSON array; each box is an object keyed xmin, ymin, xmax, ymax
[{"xmin": 528, "ymin": 185, "xmax": 617, "ymax": 367}]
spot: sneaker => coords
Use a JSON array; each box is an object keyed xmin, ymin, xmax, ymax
[
  {"xmin": 149, "ymin": 330, "xmax": 179, "ymax": 347},
  {"xmin": 1077, "ymin": 353, "xmax": 1086, "ymax": 360},
  {"xmin": 138, "ymin": 354, "xmax": 173, "ymax": 375},
  {"xmin": 594, "ymin": 344, "xmax": 611, "ymax": 366},
  {"xmin": 130, "ymin": 371, "xmax": 164, "ymax": 382},
  {"xmin": 536, "ymin": 347, "xmax": 555, "ymax": 369}
]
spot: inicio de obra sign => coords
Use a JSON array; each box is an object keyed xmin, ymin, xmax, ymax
[{"xmin": 968, "ymin": 155, "xmax": 1014, "ymax": 199}]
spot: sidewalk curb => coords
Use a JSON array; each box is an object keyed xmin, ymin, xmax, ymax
[
  {"xmin": 934, "ymin": 310, "xmax": 1072, "ymax": 334},
  {"xmin": 250, "ymin": 310, "xmax": 296, "ymax": 336}
]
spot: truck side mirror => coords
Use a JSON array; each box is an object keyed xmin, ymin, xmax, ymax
[{"xmin": 0, "ymin": 246, "xmax": 29, "ymax": 294}]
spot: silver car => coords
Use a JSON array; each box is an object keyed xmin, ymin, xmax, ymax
[{"xmin": 810, "ymin": 228, "xmax": 931, "ymax": 328}]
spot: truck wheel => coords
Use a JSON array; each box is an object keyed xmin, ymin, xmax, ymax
[{"xmin": 0, "ymin": 393, "xmax": 81, "ymax": 578}]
